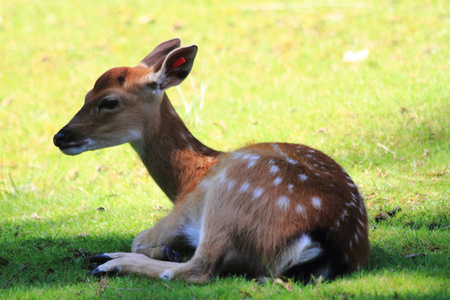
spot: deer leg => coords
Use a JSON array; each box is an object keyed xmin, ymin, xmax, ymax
[
  {"xmin": 131, "ymin": 209, "xmax": 189, "ymax": 262},
  {"xmin": 90, "ymin": 212, "xmax": 232, "ymax": 283},
  {"xmin": 89, "ymin": 242, "xmax": 229, "ymax": 284},
  {"xmin": 89, "ymin": 252, "xmax": 186, "ymax": 278}
]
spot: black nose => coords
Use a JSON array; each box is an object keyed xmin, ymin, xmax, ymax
[{"xmin": 53, "ymin": 131, "xmax": 67, "ymax": 147}]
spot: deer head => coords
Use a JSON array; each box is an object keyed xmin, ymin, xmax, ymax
[{"xmin": 53, "ymin": 38, "xmax": 198, "ymax": 156}]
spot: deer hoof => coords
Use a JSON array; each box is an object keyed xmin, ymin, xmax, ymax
[
  {"xmin": 89, "ymin": 266, "xmax": 120, "ymax": 277},
  {"xmin": 162, "ymin": 246, "xmax": 181, "ymax": 262},
  {"xmin": 90, "ymin": 254, "xmax": 113, "ymax": 264}
]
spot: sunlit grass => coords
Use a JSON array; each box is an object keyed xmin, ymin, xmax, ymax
[{"xmin": 1, "ymin": 0, "xmax": 449, "ymax": 298}]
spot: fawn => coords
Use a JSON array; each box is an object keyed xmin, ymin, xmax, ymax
[{"xmin": 53, "ymin": 38, "xmax": 369, "ymax": 283}]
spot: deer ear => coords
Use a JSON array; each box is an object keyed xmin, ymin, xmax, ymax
[
  {"xmin": 138, "ymin": 38, "xmax": 182, "ymax": 68},
  {"xmin": 151, "ymin": 45, "xmax": 198, "ymax": 91}
]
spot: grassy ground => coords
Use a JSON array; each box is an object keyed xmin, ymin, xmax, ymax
[{"xmin": 0, "ymin": 0, "xmax": 449, "ymax": 298}]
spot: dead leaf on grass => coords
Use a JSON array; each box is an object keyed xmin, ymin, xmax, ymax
[
  {"xmin": 1, "ymin": 96, "xmax": 13, "ymax": 107},
  {"xmin": 97, "ymin": 277, "xmax": 109, "ymax": 296},
  {"xmin": 138, "ymin": 15, "xmax": 155, "ymax": 24},
  {"xmin": 343, "ymin": 49, "xmax": 369, "ymax": 63},
  {"xmin": 172, "ymin": 23, "xmax": 184, "ymax": 31},
  {"xmin": 213, "ymin": 121, "xmax": 226, "ymax": 133},
  {"xmin": 274, "ymin": 276, "xmax": 293, "ymax": 292},
  {"xmin": 74, "ymin": 249, "xmax": 94, "ymax": 259},
  {"xmin": 31, "ymin": 212, "xmax": 44, "ymax": 220}
]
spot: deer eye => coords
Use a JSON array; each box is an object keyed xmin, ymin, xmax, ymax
[{"xmin": 99, "ymin": 98, "xmax": 120, "ymax": 112}]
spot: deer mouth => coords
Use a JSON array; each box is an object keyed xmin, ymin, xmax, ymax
[
  {"xmin": 54, "ymin": 129, "xmax": 91, "ymax": 155},
  {"xmin": 58, "ymin": 140, "xmax": 89, "ymax": 156}
]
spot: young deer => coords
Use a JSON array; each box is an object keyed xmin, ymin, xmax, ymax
[{"xmin": 53, "ymin": 38, "xmax": 369, "ymax": 283}]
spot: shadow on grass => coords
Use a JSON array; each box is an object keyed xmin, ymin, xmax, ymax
[
  {"xmin": 0, "ymin": 220, "xmax": 133, "ymax": 289},
  {"xmin": 1, "ymin": 218, "xmax": 448, "ymax": 298}
]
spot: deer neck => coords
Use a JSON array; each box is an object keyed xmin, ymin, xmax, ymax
[{"xmin": 131, "ymin": 93, "xmax": 221, "ymax": 202}]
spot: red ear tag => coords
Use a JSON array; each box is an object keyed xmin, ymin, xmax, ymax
[{"xmin": 172, "ymin": 57, "xmax": 186, "ymax": 68}]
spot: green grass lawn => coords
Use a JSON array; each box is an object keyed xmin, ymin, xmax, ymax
[{"xmin": 1, "ymin": 0, "xmax": 449, "ymax": 298}]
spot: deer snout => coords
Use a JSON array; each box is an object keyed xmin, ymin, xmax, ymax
[
  {"xmin": 53, "ymin": 131, "xmax": 67, "ymax": 148},
  {"xmin": 53, "ymin": 128, "xmax": 89, "ymax": 155}
]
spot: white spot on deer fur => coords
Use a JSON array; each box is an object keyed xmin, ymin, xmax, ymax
[
  {"xmin": 298, "ymin": 174, "xmax": 307, "ymax": 181},
  {"xmin": 347, "ymin": 202, "xmax": 357, "ymax": 207},
  {"xmin": 349, "ymin": 240, "xmax": 353, "ymax": 248},
  {"xmin": 335, "ymin": 219, "xmax": 340, "ymax": 228},
  {"xmin": 356, "ymin": 226, "xmax": 362, "ymax": 237},
  {"xmin": 358, "ymin": 205, "xmax": 365, "ymax": 214},
  {"xmin": 272, "ymin": 144, "xmax": 298, "ymax": 165},
  {"xmin": 239, "ymin": 182, "xmax": 250, "ymax": 193},
  {"xmin": 311, "ymin": 196, "xmax": 322, "ymax": 208},
  {"xmin": 242, "ymin": 153, "xmax": 251, "ymax": 160},
  {"xmin": 252, "ymin": 187, "xmax": 264, "ymax": 199},
  {"xmin": 348, "ymin": 182, "xmax": 357, "ymax": 188},
  {"xmin": 288, "ymin": 184, "xmax": 294, "ymax": 193},
  {"xmin": 268, "ymin": 159, "xmax": 275, "ymax": 165},
  {"xmin": 227, "ymin": 180, "xmax": 236, "ymax": 191},
  {"xmin": 287, "ymin": 158, "xmax": 298, "ymax": 165},
  {"xmin": 247, "ymin": 155, "xmax": 260, "ymax": 168},
  {"xmin": 272, "ymin": 143, "xmax": 282, "ymax": 153},
  {"xmin": 358, "ymin": 218, "xmax": 365, "ymax": 227},
  {"xmin": 295, "ymin": 204, "xmax": 306, "ymax": 217},
  {"xmin": 305, "ymin": 154, "xmax": 312, "ymax": 158},
  {"xmin": 274, "ymin": 177, "xmax": 282, "ymax": 186},
  {"xmin": 270, "ymin": 165, "xmax": 280, "ymax": 174},
  {"xmin": 276, "ymin": 196, "xmax": 290, "ymax": 210},
  {"xmin": 308, "ymin": 149, "xmax": 315, "ymax": 153},
  {"xmin": 219, "ymin": 170, "xmax": 227, "ymax": 184}
]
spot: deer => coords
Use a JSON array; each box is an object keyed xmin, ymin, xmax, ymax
[{"xmin": 53, "ymin": 38, "xmax": 369, "ymax": 283}]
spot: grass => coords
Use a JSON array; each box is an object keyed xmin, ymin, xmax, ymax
[{"xmin": 0, "ymin": 0, "xmax": 449, "ymax": 298}]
